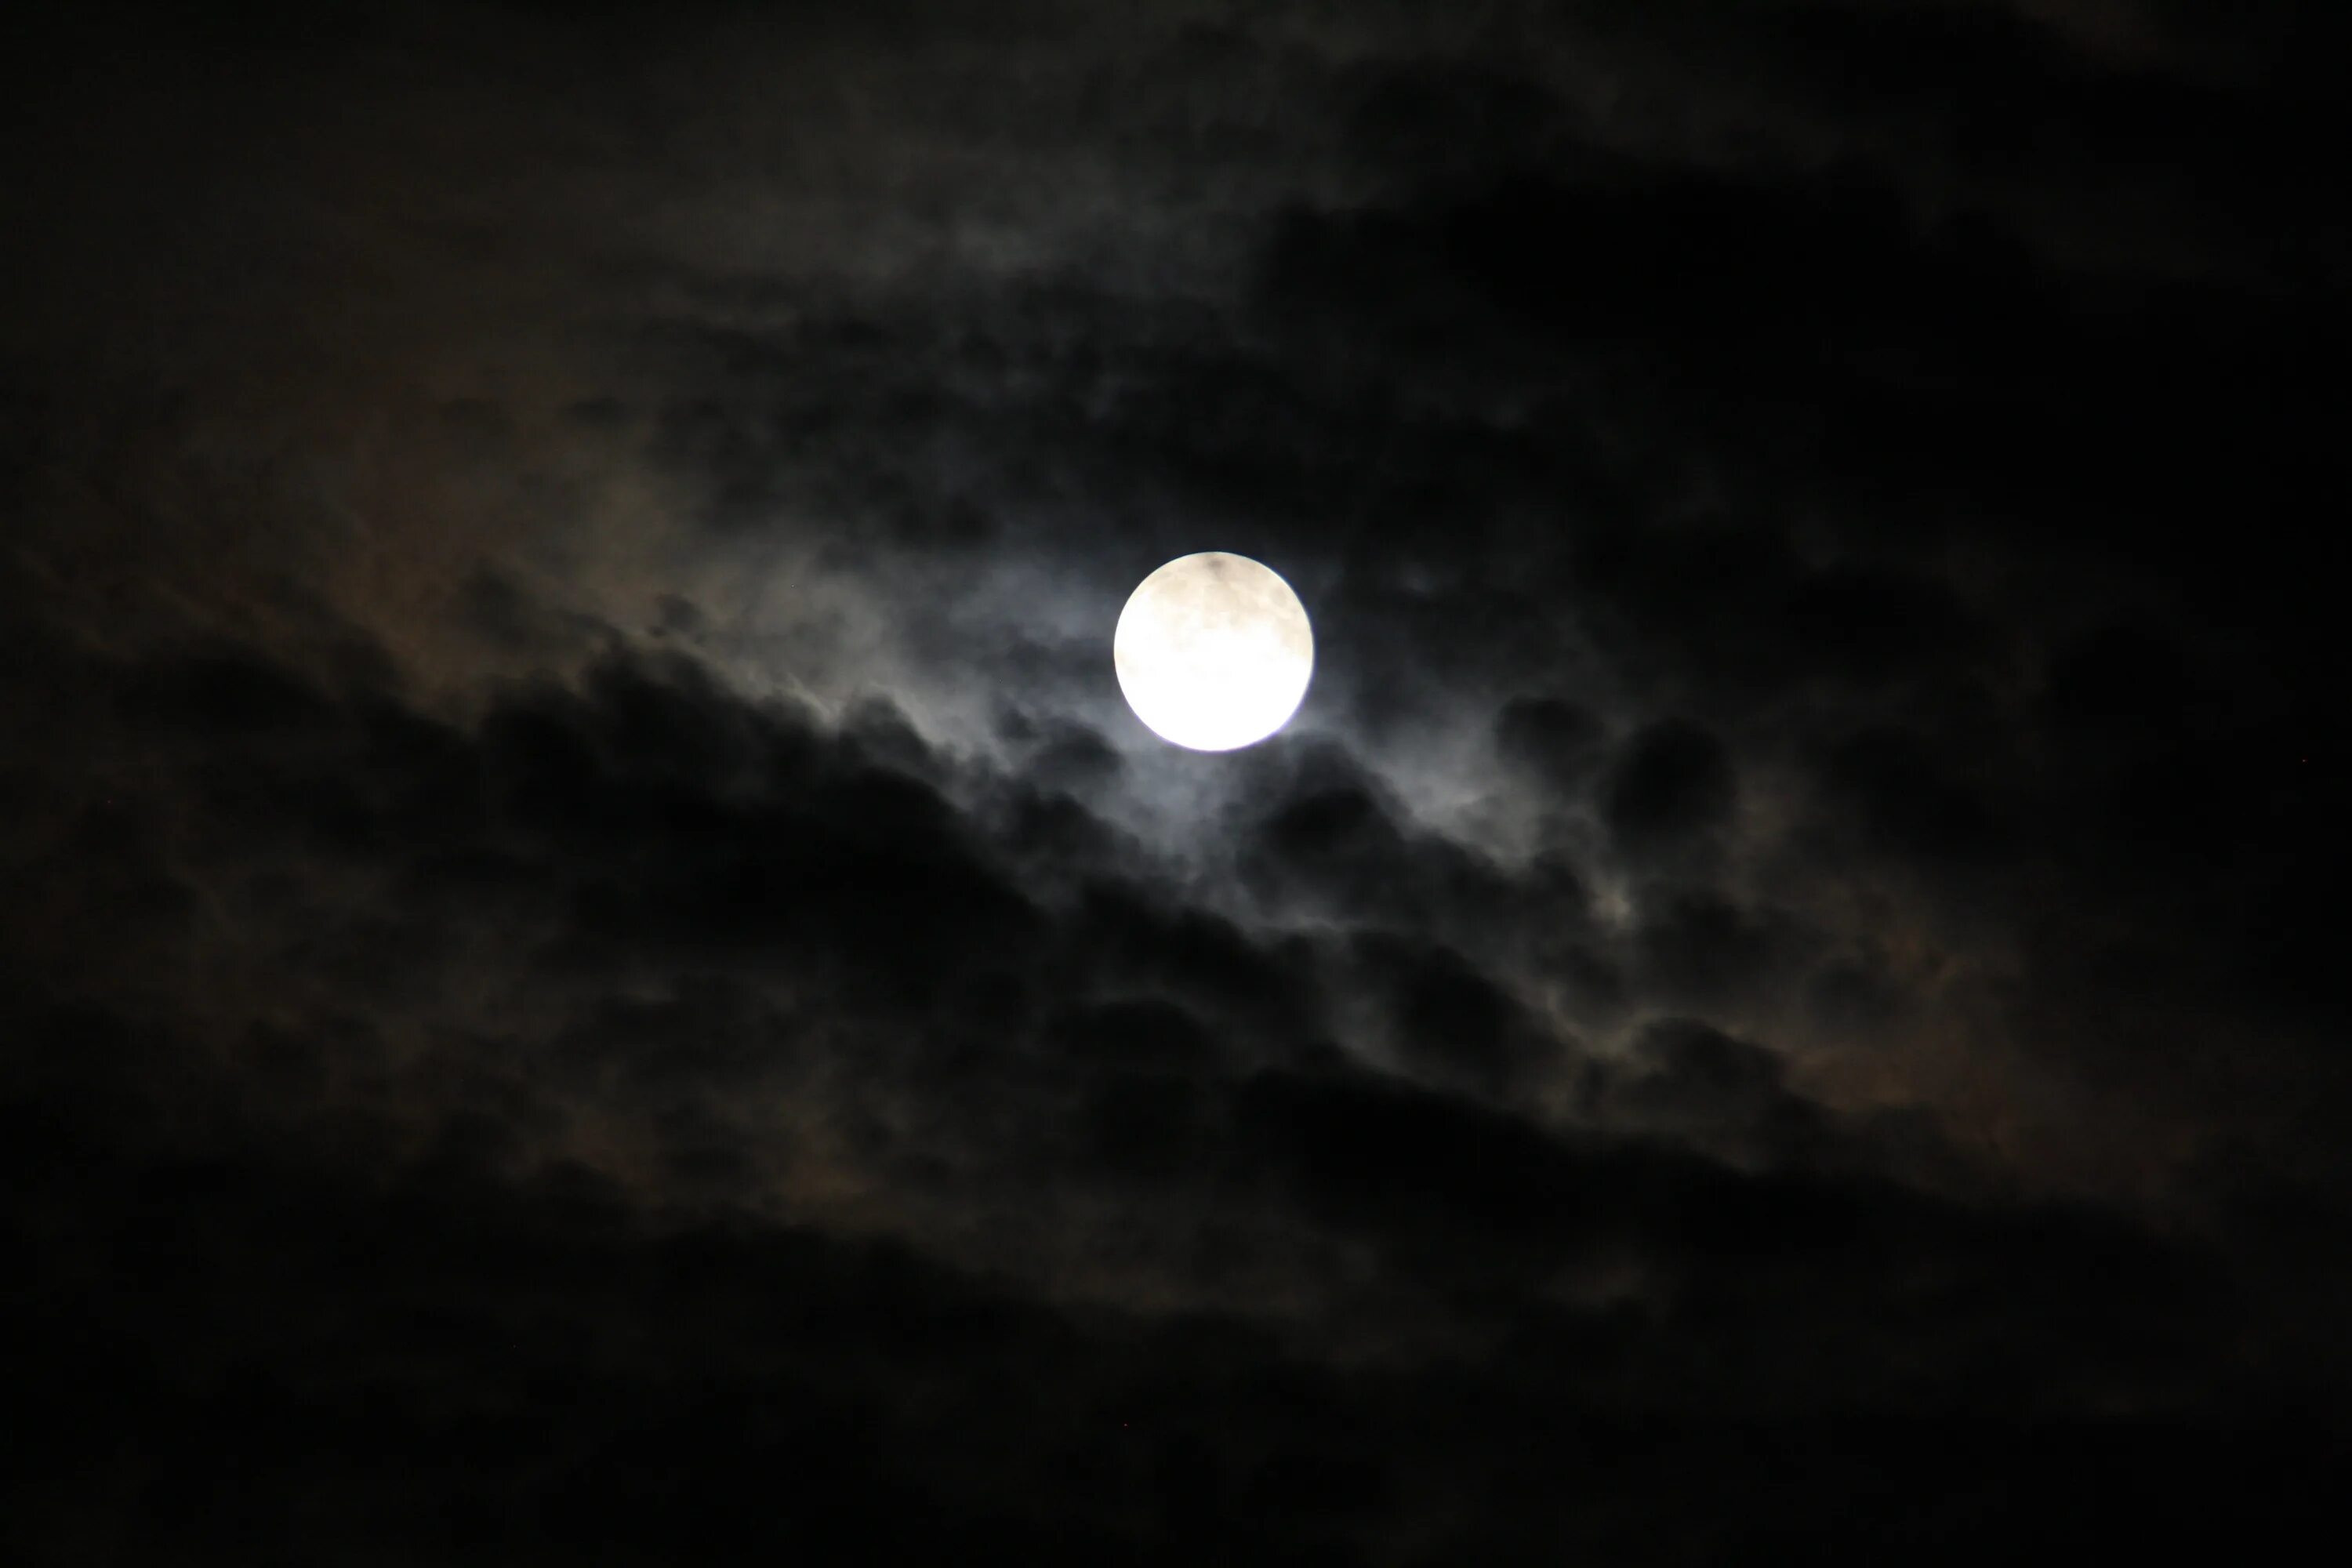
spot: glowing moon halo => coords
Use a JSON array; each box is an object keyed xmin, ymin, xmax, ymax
[{"xmin": 1114, "ymin": 552, "xmax": 1313, "ymax": 751}]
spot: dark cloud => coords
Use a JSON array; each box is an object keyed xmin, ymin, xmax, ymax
[
  {"xmin": 1494, "ymin": 695, "xmax": 1607, "ymax": 790},
  {"xmin": 1605, "ymin": 720, "xmax": 1738, "ymax": 853},
  {"xmin": 7, "ymin": 0, "xmax": 2352, "ymax": 1559}
]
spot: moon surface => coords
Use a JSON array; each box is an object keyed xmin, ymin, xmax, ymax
[{"xmin": 1114, "ymin": 552, "xmax": 1314, "ymax": 752}]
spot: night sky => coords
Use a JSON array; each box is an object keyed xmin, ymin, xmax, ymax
[{"xmin": 6, "ymin": 2, "xmax": 2350, "ymax": 1560}]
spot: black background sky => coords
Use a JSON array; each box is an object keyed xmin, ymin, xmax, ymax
[{"xmin": 5, "ymin": 1, "xmax": 2350, "ymax": 1561}]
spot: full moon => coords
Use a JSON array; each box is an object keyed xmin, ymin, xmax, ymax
[{"xmin": 1115, "ymin": 552, "xmax": 1314, "ymax": 752}]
